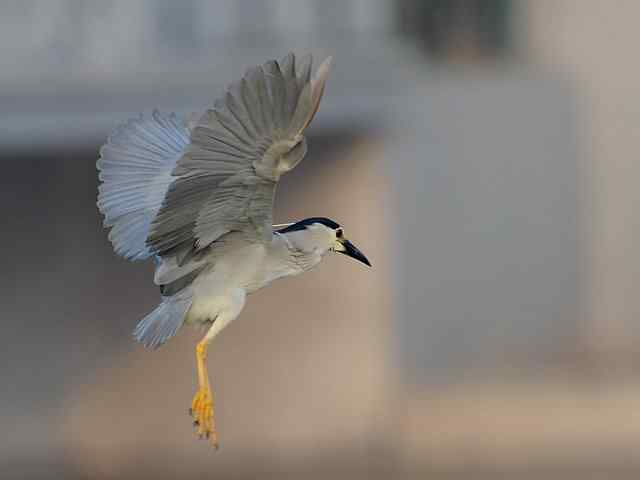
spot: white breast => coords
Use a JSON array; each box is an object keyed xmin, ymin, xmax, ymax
[{"xmin": 187, "ymin": 244, "xmax": 267, "ymax": 323}]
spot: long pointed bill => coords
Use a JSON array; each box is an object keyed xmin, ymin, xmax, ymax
[{"xmin": 336, "ymin": 239, "xmax": 371, "ymax": 267}]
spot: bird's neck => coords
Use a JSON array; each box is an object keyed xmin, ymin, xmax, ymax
[{"xmin": 271, "ymin": 231, "xmax": 325, "ymax": 273}]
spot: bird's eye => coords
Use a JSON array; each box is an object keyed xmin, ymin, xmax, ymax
[{"xmin": 336, "ymin": 229, "xmax": 343, "ymax": 238}]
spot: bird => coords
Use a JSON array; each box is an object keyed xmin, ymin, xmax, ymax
[{"xmin": 96, "ymin": 52, "xmax": 371, "ymax": 449}]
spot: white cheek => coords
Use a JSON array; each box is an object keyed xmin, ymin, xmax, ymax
[{"xmin": 308, "ymin": 226, "xmax": 334, "ymax": 246}]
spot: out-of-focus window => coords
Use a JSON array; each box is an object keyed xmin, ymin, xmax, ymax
[{"xmin": 397, "ymin": 0, "xmax": 513, "ymax": 61}]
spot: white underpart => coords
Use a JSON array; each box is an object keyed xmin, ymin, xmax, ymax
[
  {"xmin": 185, "ymin": 245, "xmax": 264, "ymax": 330},
  {"xmin": 183, "ymin": 230, "xmax": 332, "ymax": 343},
  {"xmin": 200, "ymin": 288, "xmax": 246, "ymax": 344}
]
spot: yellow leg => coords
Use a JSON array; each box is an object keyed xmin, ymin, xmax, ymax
[
  {"xmin": 189, "ymin": 340, "xmax": 219, "ymax": 449},
  {"xmin": 187, "ymin": 291, "xmax": 246, "ymax": 449}
]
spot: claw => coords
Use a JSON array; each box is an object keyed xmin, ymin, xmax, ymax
[
  {"xmin": 190, "ymin": 386, "xmax": 218, "ymax": 448},
  {"xmin": 193, "ymin": 340, "xmax": 219, "ymax": 449}
]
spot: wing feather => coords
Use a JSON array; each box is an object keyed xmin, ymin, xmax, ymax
[
  {"xmin": 146, "ymin": 53, "xmax": 332, "ymax": 256},
  {"xmin": 97, "ymin": 110, "xmax": 189, "ymax": 260},
  {"xmin": 263, "ymin": 60, "xmax": 287, "ymax": 131}
]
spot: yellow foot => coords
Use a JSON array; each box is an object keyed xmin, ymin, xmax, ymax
[{"xmin": 189, "ymin": 387, "xmax": 219, "ymax": 449}]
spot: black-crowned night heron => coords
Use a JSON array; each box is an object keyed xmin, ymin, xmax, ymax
[{"xmin": 97, "ymin": 53, "xmax": 370, "ymax": 449}]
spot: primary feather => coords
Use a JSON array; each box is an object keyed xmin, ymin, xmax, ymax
[{"xmin": 97, "ymin": 111, "xmax": 189, "ymax": 261}]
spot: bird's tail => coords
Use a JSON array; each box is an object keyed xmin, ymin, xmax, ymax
[{"xmin": 133, "ymin": 291, "xmax": 192, "ymax": 349}]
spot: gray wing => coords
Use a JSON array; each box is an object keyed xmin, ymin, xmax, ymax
[
  {"xmin": 146, "ymin": 53, "xmax": 332, "ymax": 256},
  {"xmin": 97, "ymin": 111, "xmax": 190, "ymax": 261}
]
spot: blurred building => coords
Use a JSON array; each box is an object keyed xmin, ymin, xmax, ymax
[{"xmin": 3, "ymin": 1, "xmax": 640, "ymax": 479}]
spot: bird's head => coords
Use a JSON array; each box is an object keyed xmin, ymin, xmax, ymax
[{"xmin": 274, "ymin": 217, "xmax": 371, "ymax": 267}]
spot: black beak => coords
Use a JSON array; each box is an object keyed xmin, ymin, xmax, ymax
[{"xmin": 337, "ymin": 239, "xmax": 371, "ymax": 267}]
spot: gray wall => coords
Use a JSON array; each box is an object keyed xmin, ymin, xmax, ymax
[{"xmin": 388, "ymin": 75, "xmax": 582, "ymax": 382}]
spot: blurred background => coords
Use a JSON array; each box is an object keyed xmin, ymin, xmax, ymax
[{"xmin": 2, "ymin": 1, "xmax": 640, "ymax": 478}]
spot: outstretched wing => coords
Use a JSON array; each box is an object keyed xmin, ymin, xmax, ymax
[
  {"xmin": 97, "ymin": 111, "xmax": 190, "ymax": 260},
  {"xmin": 147, "ymin": 53, "xmax": 332, "ymax": 256}
]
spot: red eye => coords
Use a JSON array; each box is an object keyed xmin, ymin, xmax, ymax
[{"xmin": 336, "ymin": 229, "xmax": 343, "ymax": 238}]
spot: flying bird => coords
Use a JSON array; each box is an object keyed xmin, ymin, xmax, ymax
[{"xmin": 97, "ymin": 53, "xmax": 370, "ymax": 449}]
